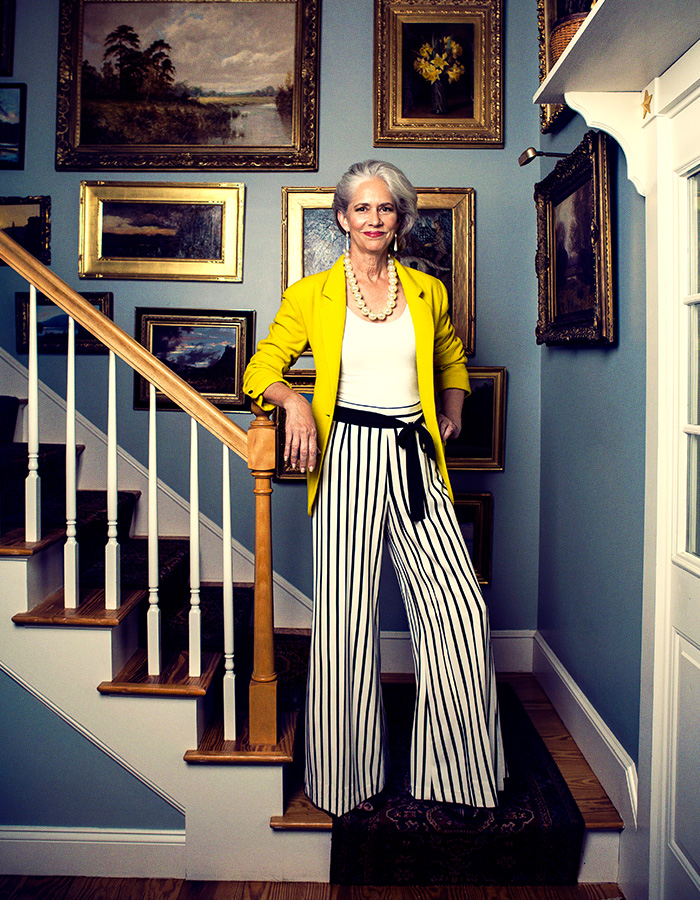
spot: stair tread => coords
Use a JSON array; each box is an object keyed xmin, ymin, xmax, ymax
[
  {"xmin": 184, "ymin": 707, "xmax": 297, "ymax": 763},
  {"xmin": 0, "ymin": 525, "xmax": 66, "ymax": 556},
  {"xmin": 12, "ymin": 586, "xmax": 145, "ymax": 626},
  {"xmin": 98, "ymin": 648, "xmax": 222, "ymax": 697}
]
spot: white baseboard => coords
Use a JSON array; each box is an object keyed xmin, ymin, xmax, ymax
[
  {"xmin": 0, "ymin": 827, "xmax": 186, "ymax": 878},
  {"xmin": 380, "ymin": 629, "xmax": 536, "ymax": 675},
  {"xmin": 533, "ymin": 633, "xmax": 638, "ymax": 831}
]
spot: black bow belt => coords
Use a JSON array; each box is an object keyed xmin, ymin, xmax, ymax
[{"xmin": 333, "ymin": 406, "xmax": 436, "ymax": 522}]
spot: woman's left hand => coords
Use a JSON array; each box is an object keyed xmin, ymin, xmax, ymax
[{"xmin": 438, "ymin": 413, "xmax": 461, "ymax": 442}]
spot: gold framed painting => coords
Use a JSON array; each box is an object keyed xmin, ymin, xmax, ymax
[
  {"xmin": 445, "ymin": 366, "xmax": 506, "ymax": 470},
  {"xmin": 16, "ymin": 290, "xmax": 113, "ymax": 354},
  {"xmin": 374, "ymin": 0, "xmax": 503, "ymax": 148},
  {"xmin": 454, "ymin": 492, "xmax": 493, "ymax": 584},
  {"xmin": 133, "ymin": 307, "xmax": 255, "ymax": 410},
  {"xmin": 282, "ymin": 186, "xmax": 476, "ymax": 355},
  {"xmin": 0, "ymin": 195, "xmax": 51, "ymax": 265},
  {"xmin": 534, "ymin": 130, "xmax": 614, "ymax": 346},
  {"xmin": 56, "ymin": 0, "xmax": 320, "ymax": 171},
  {"xmin": 79, "ymin": 181, "xmax": 245, "ymax": 282}
]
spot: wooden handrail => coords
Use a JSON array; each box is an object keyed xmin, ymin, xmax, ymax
[{"xmin": 0, "ymin": 230, "xmax": 248, "ymax": 461}]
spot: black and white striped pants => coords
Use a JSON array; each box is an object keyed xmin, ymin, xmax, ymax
[{"xmin": 305, "ymin": 402, "xmax": 506, "ymax": 817}]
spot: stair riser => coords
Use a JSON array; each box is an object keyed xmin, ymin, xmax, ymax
[{"xmin": 2, "ymin": 545, "xmax": 64, "ymax": 613}]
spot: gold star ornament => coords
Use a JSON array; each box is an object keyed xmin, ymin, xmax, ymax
[{"xmin": 642, "ymin": 89, "xmax": 653, "ymax": 119}]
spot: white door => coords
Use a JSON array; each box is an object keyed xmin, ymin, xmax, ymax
[{"xmin": 659, "ymin": 97, "xmax": 700, "ymax": 899}]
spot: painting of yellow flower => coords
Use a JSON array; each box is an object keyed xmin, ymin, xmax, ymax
[{"xmin": 401, "ymin": 23, "xmax": 474, "ymax": 118}]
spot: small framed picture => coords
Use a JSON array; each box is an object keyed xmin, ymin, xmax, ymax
[
  {"xmin": 445, "ymin": 366, "xmax": 506, "ymax": 470},
  {"xmin": 374, "ymin": 0, "xmax": 503, "ymax": 148},
  {"xmin": 0, "ymin": 195, "xmax": 51, "ymax": 265},
  {"xmin": 272, "ymin": 369, "xmax": 316, "ymax": 481},
  {"xmin": 79, "ymin": 181, "xmax": 245, "ymax": 282},
  {"xmin": 454, "ymin": 492, "xmax": 493, "ymax": 584},
  {"xmin": 282, "ymin": 186, "xmax": 476, "ymax": 355},
  {"xmin": 16, "ymin": 291, "xmax": 113, "ymax": 354},
  {"xmin": 134, "ymin": 307, "xmax": 256, "ymax": 410},
  {"xmin": 0, "ymin": 83, "xmax": 26, "ymax": 169},
  {"xmin": 534, "ymin": 130, "xmax": 614, "ymax": 346}
]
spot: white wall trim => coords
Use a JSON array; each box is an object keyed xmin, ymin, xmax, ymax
[
  {"xmin": 533, "ymin": 633, "xmax": 638, "ymax": 830},
  {"xmin": 0, "ymin": 826, "xmax": 186, "ymax": 878},
  {"xmin": 380, "ymin": 629, "xmax": 536, "ymax": 675}
]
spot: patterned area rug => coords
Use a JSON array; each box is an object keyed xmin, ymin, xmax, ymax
[{"xmin": 330, "ymin": 681, "xmax": 584, "ymax": 886}]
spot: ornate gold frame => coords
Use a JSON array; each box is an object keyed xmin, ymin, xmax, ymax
[
  {"xmin": 79, "ymin": 181, "xmax": 245, "ymax": 282},
  {"xmin": 534, "ymin": 131, "xmax": 614, "ymax": 346},
  {"xmin": 56, "ymin": 0, "xmax": 320, "ymax": 171},
  {"xmin": 373, "ymin": 0, "xmax": 503, "ymax": 148},
  {"xmin": 445, "ymin": 366, "xmax": 506, "ymax": 470},
  {"xmin": 282, "ymin": 186, "xmax": 476, "ymax": 355}
]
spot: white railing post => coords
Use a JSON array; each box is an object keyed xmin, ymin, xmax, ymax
[
  {"xmin": 64, "ymin": 316, "xmax": 79, "ymax": 608},
  {"xmin": 25, "ymin": 284, "xmax": 41, "ymax": 542},
  {"xmin": 189, "ymin": 418, "xmax": 201, "ymax": 677},
  {"xmin": 104, "ymin": 350, "xmax": 121, "ymax": 609},
  {"xmin": 147, "ymin": 384, "xmax": 161, "ymax": 676},
  {"xmin": 222, "ymin": 444, "xmax": 236, "ymax": 740}
]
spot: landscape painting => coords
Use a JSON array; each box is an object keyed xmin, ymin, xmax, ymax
[
  {"xmin": 0, "ymin": 83, "xmax": 25, "ymax": 168},
  {"xmin": 15, "ymin": 291, "xmax": 113, "ymax": 354},
  {"xmin": 56, "ymin": 0, "xmax": 321, "ymax": 170},
  {"xmin": 134, "ymin": 308, "xmax": 255, "ymax": 409},
  {"xmin": 101, "ymin": 201, "xmax": 223, "ymax": 261},
  {"xmin": 0, "ymin": 195, "xmax": 50, "ymax": 264}
]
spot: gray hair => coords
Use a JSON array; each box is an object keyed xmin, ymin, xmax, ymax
[{"xmin": 332, "ymin": 160, "xmax": 418, "ymax": 244}]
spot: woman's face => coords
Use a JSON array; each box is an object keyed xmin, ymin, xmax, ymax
[{"xmin": 337, "ymin": 177, "xmax": 399, "ymax": 258}]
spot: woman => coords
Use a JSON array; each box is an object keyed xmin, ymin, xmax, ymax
[{"xmin": 244, "ymin": 160, "xmax": 505, "ymax": 818}]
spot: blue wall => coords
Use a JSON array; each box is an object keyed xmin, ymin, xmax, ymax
[
  {"xmin": 0, "ymin": 669, "xmax": 184, "ymax": 827},
  {"xmin": 0, "ymin": 0, "xmax": 646, "ymax": 824},
  {"xmin": 537, "ymin": 118, "xmax": 646, "ymax": 761}
]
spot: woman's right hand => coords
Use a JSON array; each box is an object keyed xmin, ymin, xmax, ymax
[{"xmin": 282, "ymin": 391, "xmax": 317, "ymax": 473}]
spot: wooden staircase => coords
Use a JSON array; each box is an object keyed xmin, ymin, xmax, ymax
[{"xmin": 0, "ymin": 390, "xmax": 329, "ymax": 882}]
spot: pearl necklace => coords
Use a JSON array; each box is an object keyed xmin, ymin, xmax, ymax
[{"xmin": 343, "ymin": 253, "xmax": 398, "ymax": 321}]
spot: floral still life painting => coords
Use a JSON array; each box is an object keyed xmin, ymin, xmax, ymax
[{"xmin": 409, "ymin": 30, "xmax": 471, "ymax": 117}]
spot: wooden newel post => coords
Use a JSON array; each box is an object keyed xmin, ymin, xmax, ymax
[{"xmin": 247, "ymin": 403, "xmax": 278, "ymax": 745}]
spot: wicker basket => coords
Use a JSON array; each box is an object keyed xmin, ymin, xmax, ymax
[{"xmin": 550, "ymin": 12, "xmax": 588, "ymax": 65}]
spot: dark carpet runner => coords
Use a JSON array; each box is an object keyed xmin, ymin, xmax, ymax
[{"xmin": 330, "ymin": 681, "xmax": 584, "ymax": 886}]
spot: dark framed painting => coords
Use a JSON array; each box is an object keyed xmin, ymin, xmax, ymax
[
  {"xmin": 374, "ymin": 0, "xmax": 503, "ymax": 148},
  {"xmin": 445, "ymin": 366, "xmax": 506, "ymax": 470},
  {"xmin": 534, "ymin": 130, "xmax": 615, "ymax": 346},
  {"xmin": 0, "ymin": 83, "xmax": 25, "ymax": 168},
  {"xmin": 0, "ymin": 0, "xmax": 15, "ymax": 77},
  {"xmin": 282, "ymin": 186, "xmax": 476, "ymax": 355},
  {"xmin": 0, "ymin": 195, "xmax": 51, "ymax": 265},
  {"xmin": 79, "ymin": 181, "xmax": 244, "ymax": 281},
  {"xmin": 16, "ymin": 291, "xmax": 113, "ymax": 354},
  {"xmin": 134, "ymin": 308, "xmax": 256, "ymax": 410},
  {"xmin": 273, "ymin": 369, "xmax": 316, "ymax": 481},
  {"xmin": 56, "ymin": 0, "xmax": 320, "ymax": 171},
  {"xmin": 454, "ymin": 492, "xmax": 493, "ymax": 585}
]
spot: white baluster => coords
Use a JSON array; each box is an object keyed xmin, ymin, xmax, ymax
[
  {"xmin": 104, "ymin": 350, "xmax": 121, "ymax": 609},
  {"xmin": 25, "ymin": 284, "xmax": 41, "ymax": 542},
  {"xmin": 222, "ymin": 444, "xmax": 236, "ymax": 741},
  {"xmin": 189, "ymin": 418, "xmax": 201, "ymax": 677},
  {"xmin": 64, "ymin": 316, "xmax": 79, "ymax": 609},
  {"xmin": 147, "ymin": 384, "xmax": 161, "ymax": 676}
]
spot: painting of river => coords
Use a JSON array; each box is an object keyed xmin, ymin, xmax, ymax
[{"xmin": 78, "ymin": 1, "xmax": 297, "ymax": 147}]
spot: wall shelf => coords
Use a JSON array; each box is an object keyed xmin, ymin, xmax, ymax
[{"xmin": 534, "ymin": 0, "xmax": 700, "ymax": 106}]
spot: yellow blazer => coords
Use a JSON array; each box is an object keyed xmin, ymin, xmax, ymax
[{"xmin": 243, "ymin": 256, "xmax": 470, "ymax": 514}]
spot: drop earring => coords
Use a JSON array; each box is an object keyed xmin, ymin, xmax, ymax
[
  {"xmin": 393, "ymin": 235, "xmax": 398, "ymax": 254},
  {"xmin": 344, "ymin": 230, "xmax": 350, "ymax": 254}
]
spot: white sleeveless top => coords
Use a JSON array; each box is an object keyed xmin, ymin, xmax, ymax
[{"xmin": 336, "ymin": 307, "xmax": 420, "ymax": 408}]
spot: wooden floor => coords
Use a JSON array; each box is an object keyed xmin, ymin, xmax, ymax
[{"xmin": 0, "ymin": 876, "xmax": 625, "ymax": 899}]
